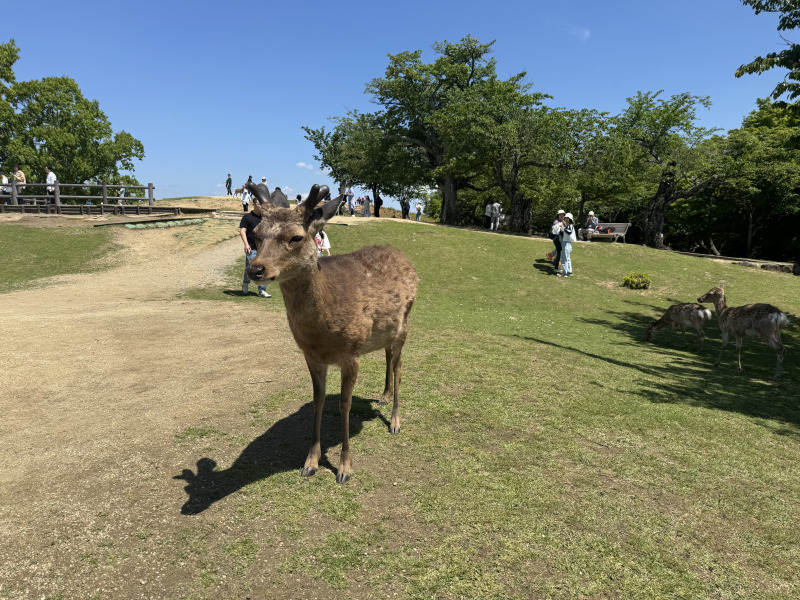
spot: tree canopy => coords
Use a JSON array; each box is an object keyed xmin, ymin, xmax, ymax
[{"xmin": 0, "ymin": 39, "xmax": 144, "ymax": 192}]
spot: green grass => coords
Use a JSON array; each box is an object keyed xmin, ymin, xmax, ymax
[
  {"xmin": 5, "ymin": 217, "xmax": 800, "ymax": 598},
  {"xmin": 194, "ymin": 220, "xmax": 800, "ymax": 598},
  {"xmin": 0, "ymin": 224, "xmax": 117, "ymax": 292}
]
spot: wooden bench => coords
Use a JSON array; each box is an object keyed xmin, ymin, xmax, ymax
[{"xmin": 582, "ymin": 222, "xmax": 631, "ymax": 243}]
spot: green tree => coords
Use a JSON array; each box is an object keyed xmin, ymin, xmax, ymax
[
  {"xmin": 366, "ymin": 36, "xmax": 515, "ymax": 225},
  {"xmin": 616, "ymin": 91, "xmax": 722, "ymax": 247},
  {"xmin": 0, "ymin": 39, "xmax": 144, "ymax": 194},
  {"xmin": 737, "ymin": 1, "xmax": 800, "ymax": 102}
]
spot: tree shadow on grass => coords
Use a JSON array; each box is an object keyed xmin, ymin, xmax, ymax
[
  {"xmin": 512, "ymin": 329, "xmax": 800, "ymax": 433},
  {"xmin": 174, "ymin": 394, "xmax": 383, "ymax": 515}
]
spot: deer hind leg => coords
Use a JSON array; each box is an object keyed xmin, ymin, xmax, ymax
[
  {"xmin": 769, "ymin": 337, "xmax": 786, "ymax": 381},
  {"xmin": 696, "ymin": 326, "xmax": 705, "ymax": 352},
  {"xmin": 735, "ymin": 337, "xmax": 744, "ymax": 371},
  {"xmin": 337, "ymin": 357, "xmax": 360, "ymax": 484},
  {"xmin": 302, "ymin": 358, "xmax": 328, "ymax": 478},
  {"xmin": 380, "ymin": 347, "xmax": 394, "ymax": 405}
]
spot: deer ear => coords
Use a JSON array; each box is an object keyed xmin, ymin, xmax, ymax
[
  {"xmin": 305, "ymin": 194, "xmax": 344, "ymax": 232},
  {"xmin": 719, "ymin": 280, "xmax": 726, "ymax": 289}
]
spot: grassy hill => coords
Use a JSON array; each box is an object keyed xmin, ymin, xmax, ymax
[{"xmin": 191, "ymin": 219, "xmax": 800, "ymax": 598}]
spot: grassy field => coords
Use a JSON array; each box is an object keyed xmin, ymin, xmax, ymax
[
  {"xmin": 184, "ymin": 220, "xmax": 800, "ymax": 598},
  {"xmin": 5, "ymin": 217, "xmax": 800, "ymax": 599}
]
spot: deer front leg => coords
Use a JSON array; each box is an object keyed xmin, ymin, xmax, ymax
[
  {"xmin": 715, "ymin": 331, "xmax": 729, "ymax": 366},
  {"xmin": 735, "ymin": 338, "xmax": 744, "ymax": 371},
  {"xmin": 390, "ymin": 351, "xmax": 403, "ymax": 435},
  {"xmin": 337, "ymin": 357, "xmax": 359, "ymax": 484},
  {"xmin": 302, "ymin": 358, "xmax": 328, "ymax": 478}
]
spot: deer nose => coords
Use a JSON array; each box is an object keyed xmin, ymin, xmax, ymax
[{"xmin": 247, "ymin": 264, "xmax": 265, "ymax": 280}]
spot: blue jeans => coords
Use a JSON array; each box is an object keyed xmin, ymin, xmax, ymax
[
  {"xmin": 561, "ymin": 242, "xmax": 573, "ymax": 275},
  {"xmin": 244, "ymin": 249, "xmax": 267, "ymax": 293},
  {"xmin": 416, "ymin": 211, "xmax": 421, "ymax": 221}
]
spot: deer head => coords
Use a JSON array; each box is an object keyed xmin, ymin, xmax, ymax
[
  {"xmin": 697, "ymin": 282, "xmax": 727, "ymax": 312},
  {"xmin": 646, "ymin": 321, "xmax": 658, "ymax": 342},
  {"xmin": 245, "ymin": 183, "xmax": 342, "ymax": 284}
]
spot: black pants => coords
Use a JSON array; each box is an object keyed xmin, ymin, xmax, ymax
[{"xmin": 552, "ymin": 238, "xmax": 562, "ymax": 268}]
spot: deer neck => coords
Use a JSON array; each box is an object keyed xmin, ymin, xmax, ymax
[
  {"xmin": 278, "ymin": 261, "xmax": 333, "ymax": 322},
  {"xmin": 713, "ymin": 294, "xmax": 728, "ymax": 316}
]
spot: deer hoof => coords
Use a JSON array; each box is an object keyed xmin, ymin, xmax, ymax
[
  {"xmin": 336, "ymin": 472, "xmax": 351, "ymax": 484},
  {"xmin": 389, "ymin": 426, "xmax": 400, "ymax": 435},
  {"xmin": 301, "ymin": 467, "xmax": 317, "ymax": 478}
]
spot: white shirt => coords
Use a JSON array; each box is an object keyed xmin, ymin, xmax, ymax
[
  {"xmin": 1, "ymin": 175, "xmax": 8, "ymax": 193},
  {"xmin": 242, "ymin": 190, "xmax": 250, "ymax": 204},
  {"xmin": 46, "ymin": 170, "xmax": 57, "ymax": 191}
]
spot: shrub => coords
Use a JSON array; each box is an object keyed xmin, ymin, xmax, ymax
[{"xmin": 623, "ymin": 272, "xmax": 651, "ymax": 289}]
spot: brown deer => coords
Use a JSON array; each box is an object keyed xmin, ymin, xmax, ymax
[
  {"xmin": 245, "ymin": 182, "xmax": 418, "ymax": 483},
  {"xmin": 697, "ymin": 283, "xmax": 789, "ymax": 380},
  {"xmin": 647, "ymin": 303, "xmax": 713, "ymax": 350}
]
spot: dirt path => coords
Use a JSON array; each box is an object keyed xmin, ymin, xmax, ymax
[{"xmin": 0, "ymin": 218, "xmax": 312, "ymax": 598}]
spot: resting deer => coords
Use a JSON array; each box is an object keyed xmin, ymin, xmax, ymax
[
  {"xmin": 647, "ymin": 303, "xmax": 712, "ymax": 350},
  {"xmin": 245, "ymin": 182, "xmax": 418, "ymax": 483},
  {"xmin": 697, "ymin": 283, "xmax": 788, "ymax": 380}
]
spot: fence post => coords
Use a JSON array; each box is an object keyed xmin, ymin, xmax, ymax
[
  {"xmin": 102, "ymin": 182, "xmax": 108, "ymax": 205},
  {"xmin": 148, "ymin": 183, "xmax": 154, "ymax": 207},
  {"xmin": 11, "ymin": 182, "xmax": 17, "ymax": 205},
  {"xmin": 54, "ymin": 181, "xmax": 61, "ymax": 206}
]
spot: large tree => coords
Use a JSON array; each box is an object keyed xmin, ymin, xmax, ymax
[
  {"xmin": 737, "ymin": 1, "xmax": 800, "ymax": 102},
  {"xmin": 0, "ymin": 39, "xmax": 144, "ymax": 193},
  {"xmin": 616, "ymin": 91, "xmax": 723, "ymax": 248},
  {"xmin": 365, "ymin": 36, "xmax": 518, "ymax": 225}
]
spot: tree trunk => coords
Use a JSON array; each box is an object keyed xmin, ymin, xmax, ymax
[
  {"xmin": 642, "ymin": 174, "xmax": 676, "ymax": 248},
  {"xmin": 440, "ymin": 173, "xmax": 459, "ymax": 225}
]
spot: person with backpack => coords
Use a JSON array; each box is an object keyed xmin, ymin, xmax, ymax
[{"xmin": 557, "ymin": 213, "xmax": 577, "ymax": 277}]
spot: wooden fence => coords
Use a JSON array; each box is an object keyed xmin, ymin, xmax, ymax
[{"xmin": 3, "ymin": 181, "xmax": 155, "ymax": 206}]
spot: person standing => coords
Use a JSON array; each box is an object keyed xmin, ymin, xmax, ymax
[
  {"xmin": 225, "ymin": 174, "xmax": 232, "ymax": 196},
  {"xmin": 557, "ymin": 213, "xmax": 577, "ymax": 277},
  {"xmin": 315, "ymin": 229, "xmax": 331, "ymax": 256},
  {"xmin": 490, "ymin": 200, "xmax": 501, "ymax": 230},
  {"xmin": 547, "ymin": 209, "xmax": 565, "ymax": 271},
  {"xmin": 416, "ymin": 200, "xmax": 423, "ymax": 221},
  {"xmin": 12, "ymin": 164, "xmax": 26, "ymax": 204},
  {"xmin": 484, "ymin": 200, "xmax": 492, "ymax": 229},
  {"xmin": 44, "ymin": 166, "xmax": 57, "ymax": 204},
  {"xmin": 239, "ymin": 199, "xmax": 271, "ymax": 297},
  {"xmin": 346, "ymin": 187, "xmax": 354, "ymax": 215},
  {"xmin": 241, "ymin": 187, "xmax": 251, "ymax": 212},
  {"xmin": 363, "ymin": 196, "xmax": 371, "ymax": 218},
  {"xmin": 1, "ymin": 172, "xmax": 11, "ymax": 204},
  {"xmin": 375, "ymin": 194, "xmax": 383, "ymax": 218}
]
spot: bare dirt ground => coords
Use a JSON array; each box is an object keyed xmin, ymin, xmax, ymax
[{"xmin": 0, "ymin": 212, "xmax": 321, "ymax": 598}]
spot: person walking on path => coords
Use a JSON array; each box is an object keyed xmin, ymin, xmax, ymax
[
  {"xmin": 484, "ymin": 201, "xmax": 493, "ymax": 229},
  {"xmin": 44, "ymin": 166, "xmax": 57, "ymax": 203},
  {"xmin": 225, "ymin": 174, "xmax": 232, "ymax": 196},
  {"xmin": 363, "ymin": 196, "xmax": 371, "ymax": 218},
  {"xmin": 547, "ymin": 209, "xmax": 565, "ymax": 271},
  {"xmin": 239, "ymin": 199, "xmax": 271, "ymax": 297},
  {"xmin": 416, "ymin": 200, "xmax": 423, "ymax": 221},
  {"xmin": 557, "ymin": 213, "xmax": 577, "ymax": 277},
  {"xmin": 241, "ymin": 187, "xmax": 251, "ymax": 212}
]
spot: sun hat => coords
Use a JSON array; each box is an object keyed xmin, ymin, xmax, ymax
[
  {"xmin": 564, "ymin": 212, "xmax": 574, "ymax": 220},
  {"xmin": 557, "ymin": 209, "xmax": 565, "ymax": 214},
  {"xmin": 588, "ymin": 210, "xmax": 594, "ymax": 215}
]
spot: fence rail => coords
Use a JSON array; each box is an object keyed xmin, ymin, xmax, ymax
[
  {"xmin": 0, "ymin": 203, "xmax": 180, "ymax": 216},
  {"xmin": 2, "ymin": 181, "xmax": 155, "ymax": 206}
]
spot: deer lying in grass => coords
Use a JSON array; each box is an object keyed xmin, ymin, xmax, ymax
[
  {"xmin": 245, "ymin": 182, "xmax": 418, "ymax": 483},
  {"xmin": 647, "ymin": 303, "xmax": 712, "ymax": 350},
  {"xmin": 697, "ymin": 283, "xmax": 788, "ymax": 380}
]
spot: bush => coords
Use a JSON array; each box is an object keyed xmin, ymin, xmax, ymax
[{"xmin": 623, "ymin": 272, "xmax": 651, "ymax": 289}]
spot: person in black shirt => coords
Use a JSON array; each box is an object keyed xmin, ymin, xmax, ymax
[{"xmin": 239, "ymin": 199, "xmax": 271, "ymax": 298}]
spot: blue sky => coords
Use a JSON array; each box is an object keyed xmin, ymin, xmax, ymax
[{"xmin": 6, "ymin": 0, "xmax": 791, "ymax": 205}]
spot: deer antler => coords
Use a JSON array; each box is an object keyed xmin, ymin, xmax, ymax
[
  {"xmin": 246, "ymin": 181, "xmax": 272, "ymax": 205},
  {"xmin": 303, "ymin": 184, "xmax": 330, "ymax": 218}
]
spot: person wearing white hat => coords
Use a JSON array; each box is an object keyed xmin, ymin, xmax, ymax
[
  {"xmin": 557, "ymin": 213, "xmax": 577, "ymax": 277},
  {"xmin": 579, "ymin": 210, "xmax": 599, "ymax": 241},
  {"xmin": 547, "ymin": 209, "xmax": 566, "ymax": 271}
]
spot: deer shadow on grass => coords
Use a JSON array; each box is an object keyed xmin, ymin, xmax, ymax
[
  {"xmin": 513, "ymin": 309, "xmax": 800, "ymax": 432},
  {"xmin": 174, "ymin": 394, "xmax": 383, "ymax": 515}
]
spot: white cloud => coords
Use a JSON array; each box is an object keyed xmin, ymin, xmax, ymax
[
  {"xmin": 567, "ymin": 27, "xmax": 591, "ymax": 42},
  {"xmin": 296, "ymin": 162, "xmax": 314, "ymax": 170}
]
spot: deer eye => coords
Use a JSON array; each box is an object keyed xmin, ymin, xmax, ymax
[{"xmin": 290, "ymin": 235, "xmax": 304, "ymax": 244}]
